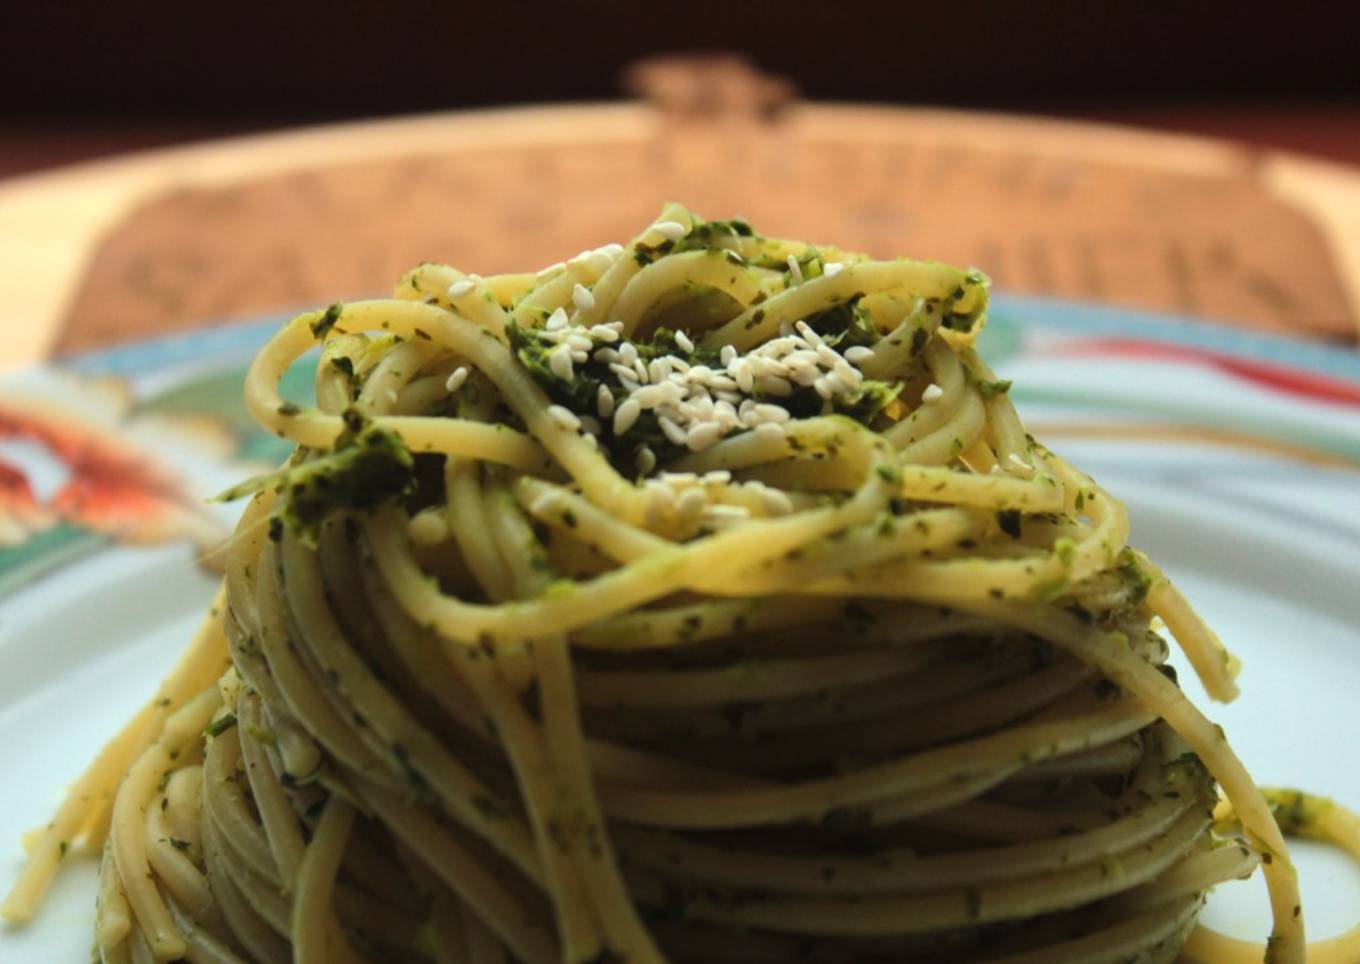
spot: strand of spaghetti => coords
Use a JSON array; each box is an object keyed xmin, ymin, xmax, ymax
[
  {"xmin": 978, "ymin": 894, "xmax": 1203, "ymax": 964},
  {"xmin": 676, "ymin": 806, "xmax": 1208, "ymax": 936},
  {"xmin": 490, "ymin": 490, "xmax": 665, "ymax": 963},
  {"xmin": 571, "ymin": 203, "xmax": 695, "ymax": 329},
  {"xmin": 596, "ymin": 701, "xmax": 1151, "ymax": 828},
  {"xmin": 95, "ymin": 837, "xmax": 133, "ymax": 951},
  {"xmin": 952, "ymin": 599, "xmax": 1305, "ymax": 964},
  {"xmin": 614, "ymin": 732, "xmax": 1198, "ymax": 895},
  {"xmin": 143, "ymin": 777, "xmax": 224, "ymax": 936},
  {"xmin": 110, "ymin": 688, "xmax": 220, "ymax": 960},
  {"xmin": 704, "ymin": 259, "xmax": 982, "ymax": 351},
  {"xmin": 883, "ymin": 336, "xmax": 967, "ymax": 446},
  {"xmin": 612, "ymin": 249, "xmax": 762, "ymax": 335},
  {"xmin": 400, "ymin": 264, "xmax": 512, "ymax": 338},
  {"xmin": 1, "ymin": 586, "xmax": 228, "ymax": 922},
  {"xmin": 241, "ymin": 312, "xmax": 550, "ymax": 471},
  {"xmin": 291, "ymin": 795, "xmax": 358, "ymax": 964},
  {"xmin": 1184, "ymin": 789, "xmax": 1360, "ymax": 964},
  {"xmin": 279, "ymin": 533, "xmax": 546, "ymax": 882},
  {"xmin": 1146, "ymin": 573, "xmax": 1242, "ymax": 702},
  {"xmin": 437, "ymin": 477, "xmax": 603, "ymax": 960},
  {"xmin": 198, "ymin": 809, "xmax": 291, "ymax": 964},
  {"xmin": 354, "ymin": 780, "xmax": 561, "ymax": 964},
  {"xmin": 236, "ymin": 691, "xmax": 306, "ymax": 892}
]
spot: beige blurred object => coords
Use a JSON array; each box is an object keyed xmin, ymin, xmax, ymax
[{"xmin": 0, "ymin": 56, "xmax": 1358, "ymax": 369}]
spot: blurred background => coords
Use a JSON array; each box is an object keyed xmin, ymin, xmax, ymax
[
  {"xmin": 1, "ymin": 0, "xmax": 1358, "ymax": 363},
  {"xmin": 4, "ymin": 0, "xmax": 1358, "ymax": 175}
]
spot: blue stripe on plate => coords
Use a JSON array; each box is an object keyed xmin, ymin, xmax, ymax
[{"xmin": 993, "ymin": 295, "xmax": 1360, "ymax": 383}]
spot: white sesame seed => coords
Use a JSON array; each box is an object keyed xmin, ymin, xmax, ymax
[
  {"xmin": 548, "ymin": 347, "xmax": 574, "ymax": 381},
  {"xmin": 569, "ymin": 349, "xmax": 589, "ymax": 364},
  {"xmin": 613, "ymin": 398, "xmax": 641, "ymax": 435},
  {"xmin": 602, "ymin": 243, "xmax": 626, "ymax": 257},
  {"xmin": 610, "ymin": 362, "xmax": 638, "ymax": 381},
  {"xmin": 825, "ymin": 372, "xmax": 852, "ymax": 396},
  {"xmin": 756, "ymin": 375, "xmax": 794, "ymax": 397},
  {"xmin": 823, "ymin": 261, "xmax": 845, "ymax": 278},
  {"xmin": 410, "ymin": 511, "xmax": 449, "ymax": 545},
  {"xmin": 815, "ymin": 344, "xmax": 840, "ymax": 367},
  {"xmin": 584, "ymin": 250, "xmax": 614, "ymax": 274},
  {"xmin": 843, "ymin": 345, "xmax": 875, "ymax": 364},
  {"xmin": 665, "ymin": 354, "xmax": 690, "ymax": 373},
  {"xmin": 921, "ymin": 383, "xmax": 945, "ymax": 403},
  {"xmin": 720, "ymin": 344, "xmax": 738, "ymax": 366},
  {"xmin": 786, "ymin": 254, "xmax": 804, "ymax": 284},
  {"xmin": 753, "ymin": 403, "xmax": 790, "ymax": 423},
  {"xmin": 649, "ymin": 358, "xmax": 670, "ymax": 383},
  {"xmin": 635, "ymin": 445, "xmax": 657, "ymax": 475},
  {"xmin": 573, "ymin": 283, "xmax": 595, "ymax": 312},
  {"xmin": 447, "ymin": 279, "xmax": 475, "ymax": 298},
  {"xmin": 715, "ymin": 390, "xmax": 743, "ymax": 406},
  {"xmin": 653, "ymin": 220, "xmax": 687, "ymax": 241},
  {"xmin": 661, "ymin": 471, "xmax": 698, "ymax": 483},
  {"xmin": 566, "ymin": 334, "xmax": 594, "ymax": 352},
  {"xmin": 632, "ymin": 385, "xmax": 662, "ymax": 409},
  {"xmin": 789, "ymin": 366, "xmax": 820, "ymax": 387},
  {"xmin": 546, "ymin": 308, "xmax": 570, "ymax": 331},
  {"xmin": 593, "ymin": 348, "xmax": 618, "ymax": 363},
  {"xmin": 445, "ymin": 366, "xmax": 469, "ymax": 393},
  {"xmin": 755, "ymin": 421, "xmax": 786, "ymax": 441},
  {"xmin": 677, "ymin": 487, "xmax": 708, "ymax": 517},
  {"xmin": 813, "ymin": 376, "xmax": 834, "ymax": 399},
  {"xmin": 548, "ymin": 405, "xmax": 581, "ymax": 431},
  {"xmin": 658, "ymin": 415, "xmax": 688, "ymax": 446},
  {"xmin": 619, "ymin": 342, "xmax": 639, "ymax": 364},
  {"xmin": 633, "ymin": 358, "xmax": 649, "ymax": 382},
  {"xmin": 596, "ymin": 385, "xmax": 615, "ymax": 419},
  {"xmin": 702, "ymin": 470, "xmax": 732, "ymax": 484},
  {"xmin": 536, "ymin": 261, "xmax": 566, "ymax": 278},
  {"xmin": 760, "ymin": 488, "xmax": 794, "ymax": 516},
  {"xmin": 675, "ymin": 330, "xmax": 694, "ymax": 353},
  {"xmin": 714, "ymin": 399, "xmax": 739, "ymax": 421},
  {"xmin": 795, "ymin": 320, "xmax": 823, "ymax": 347},
  {"xmin": 735, "ymin": 363, "xmax": 755, "ymax": 393},
  {"xmin": 834, "ymin": 360, "xmax": 861, "ymax": 385},
  {"xmin": 589, "ymin": 325, "xmax": 620, "ymax": 342}
]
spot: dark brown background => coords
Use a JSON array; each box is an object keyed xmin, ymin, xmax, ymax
[{"xmin": 2, "ymin": 0, "xmax": 1358, "ymax": 178}]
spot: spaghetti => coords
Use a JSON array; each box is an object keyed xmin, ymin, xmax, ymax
[{"xmin": 5, "ymin": 205, "xmax": 1351, "ymax": 962}]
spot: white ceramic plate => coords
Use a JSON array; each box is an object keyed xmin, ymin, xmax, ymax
[{"xmin": 3, "ymin": 297, "xmax": 1359, "ymax": 959}]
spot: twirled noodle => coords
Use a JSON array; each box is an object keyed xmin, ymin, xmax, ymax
[{"xmin": 6, "ymin": 205, "xmax": 1355, "ymax": 964}]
